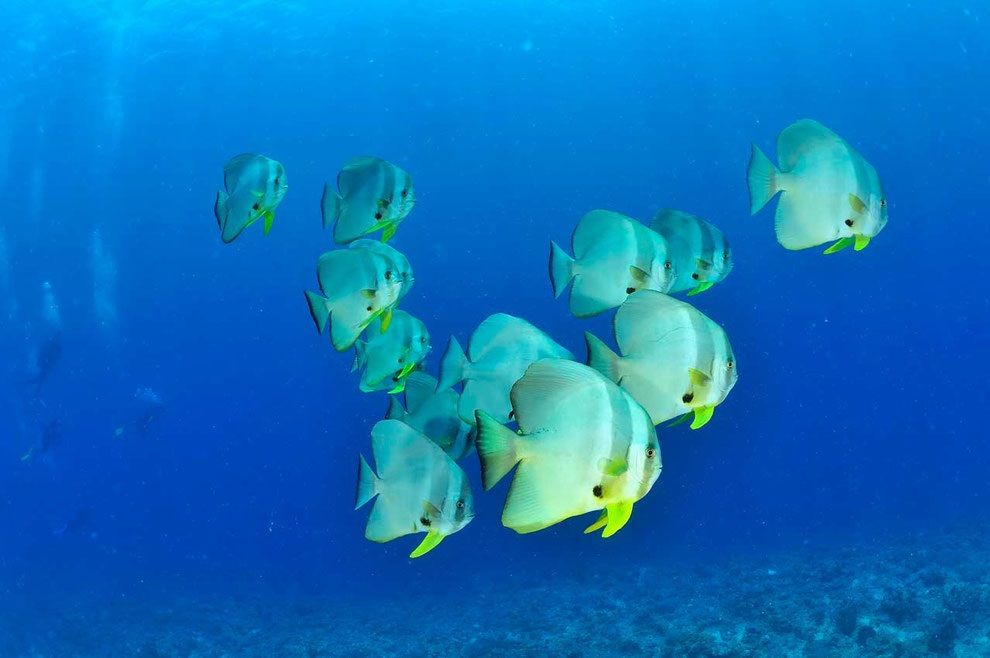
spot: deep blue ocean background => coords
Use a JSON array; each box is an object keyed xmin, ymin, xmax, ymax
[{"xmin": 1, "ymin": 1, "xmax": 988, "ymax": 654}]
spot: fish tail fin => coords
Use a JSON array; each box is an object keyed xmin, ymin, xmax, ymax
[
  {"xmin": 474, "ymin": 410, "xmax": 520, "ymax": 490},
  {"xmin": 436, "ymin": 336, "xmax": 468, "ymax": 392},
  {"xmin": 351, "ymin": 340, "xmax": 367, "ymax": 372},
  {"xmin": 386, "ymin": 396, "xmax": 406, "ymax": 420},
  {"xmin": 321, "ymin": 184, "xmax": 342, "ymax": 231},
  {"xmin": 747, "ymin": 144, "xmax": 780, "ymax": 215},
  {"xmin": 584, "ymin": 331, "xmax": 622, "ymax": 383},
  {"xmin": 214, "ymin": 190, "xmax": 229, "ymax": 231},
  {"xmin": 304, "ymin": 290, "xmax": 332, "ymax": 334},
  {"xmin": 355, "ymin": 454, "xmax": 380, "ymax": 509},
  {"xmin": 548, "ymin": 241, "xmax": 575, "ymax": 298}
]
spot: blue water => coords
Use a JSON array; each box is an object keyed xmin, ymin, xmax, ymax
[{"xmin": 1, "ymin": 1, "xmax": 988, "ymax": 655}]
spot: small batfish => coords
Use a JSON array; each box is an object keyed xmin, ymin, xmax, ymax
[
  {"xmin": 748, "ymin": 119, "xmax": 888, "ymax": 253},
  {"xmin": 437, "ymin": 313, "xmax": 573, "ymax": 424},
  {"xmin": 475, "ymin": 359, "xmax": 661, "ymax": 537},
  {"xmin": 650, "ymin": 209, "xmax": 732, "ymax": 296},
  {"xmin": 214, "ymin": 153, "xmax": 287, "ymax": 243},
  {"xmin": 304, "ymin": 242, "xmax": 411, "ymax": 351},
  {"xmin": 550, "ymin": 209, "xmax": 676, "ymax": 317},
  {"xmin": 387, "ymin": 372, "xmax": 474, "ymax": 460},
  {"xmin": 586, "ymin": 290, "xmax": 737, "ymax": 429},
  {"xmin": 353, "ymin": 310, "xmax": 430, "ymax": 393},
  {"xmin": 322, "ymin": 156, "xmax": 415, "ymax": 244},
  {"xmin": 356, "ymin": 420, "xmax": 474, "ymax": 558}
]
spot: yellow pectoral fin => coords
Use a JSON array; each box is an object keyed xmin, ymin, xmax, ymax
[
  {"xmin": 853, "ymin": 234, "xmax": 871, "ymax": 251},
  {"xmin": 397, "ymin": 362, "xmax": 417, "ymax": 380},
  {"xmin": 687, "ymin": 281, "xmax": 714, "ymax": 296},
  {"xmin": 688, "ymin": 368, "xmax": 712, "ymax": 387},
  {"xmin": 381, "ymin": 223, "xmax": 398, "ymax": 242},
  {"xmin": 823, "ymin": 237, "xmax": 854, "ymax": 255},
  {"xmin": 409, "ymin": 529, "xmax": 445, "ymax": 558},
  {"xmin": 848, "ymin": 193, "xmax": 867, "ymax": 213},
  {"xmin": 602, "ymin": 501, "xmax": 634, "ymax": 538},
  {"xmin": 380, "ymin": 308, "xmax": 393, "ymax": 332},
  {"xmin": 598, "ymin": 457, "xmax": 628, "ymax": 477},
  {"xmin": 583, "ymin": 510, "xmax": 608, "ymax": 534},
  {"xmin": 263, "ymin": 210, "xmax": 275, "ymax": 235},
  {"xmin": 691, "ymin": 405, "xmax": 715, "ymax": 430}
]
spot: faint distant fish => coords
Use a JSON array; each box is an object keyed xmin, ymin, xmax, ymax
[
  {"xmin": 353, "ymin": 310, "xmax": 430, "ymax": 393},
  {"xmin": 650, "ymin": 209, "xmax": 732, "ymax": 296},
  {"xmin": 356, "ymin": 419, "xmax": 474, "ymax": 558},
  {"xmin": 475, "ymin": 359, "xmax": 661, "ymax": 537},
  {"xmin": 586, "ymin": 290, "xmax": 737, "ymax": 429},
  {"xmin": 387, "ymin": 372, "xmax": 474, "ymax": 460},
  {"xmin": 20, "ymin": 418, "xmax": 61, "ymax": 462},
  {"xmin": 322, "ymin": 156, "xmax": 415, "ymax": 244},
  {"xmin": 550, "ymin": 209, "xmax": 676, "ymax": 317},
  {"xmin": 437, "ymin": 313, "xmax": 573, "ymax": 424},
  {"xmin": 304, "ymin": 242, "xmax": 412, "ymax": 351},
  {"xmin": 214, "ymin": 153, "xmax": 287, "ymax": 243},
  {"xmin": 748, "ymin": 119, "xmax": 887, "ymax": 253}
]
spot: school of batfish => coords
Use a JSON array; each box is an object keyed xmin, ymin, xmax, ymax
[{"xmin": 212, "ymin": 118, "xmax": 888, "ymax": 558}]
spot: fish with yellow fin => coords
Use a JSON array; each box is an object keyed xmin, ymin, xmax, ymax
[
  {"xmin": 322, "ymin": 157, "xmax": 415, "ymax": 244},
  {"xmin": 748, "ymin": 119, "xmax": 887, "ymax": 254},
  {"xmin": 475, "ymin": 359, "xmax": 661, "ymax": 537},
  {"xmin": 214, "ymin": 153, "xmax": 287, "ymax": 243},
  {"xmin": 585, "ymin": 290, "xmax": 737, "ymax": 429},
  {"xmin": 353, "ymin": 310, "xmax": 430, "ymax": 393},
  {"xmin": 356, "ymin": 420, "xmax": 474, "ymax": 558},
  {"xmin": 650, "ymin": 209, "xmax": 732, "ymax": 296}
]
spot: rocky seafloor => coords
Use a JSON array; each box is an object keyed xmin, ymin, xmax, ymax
[{"xmin": 2, "ymin": 523, "xmax": 988, "ymax": 657}]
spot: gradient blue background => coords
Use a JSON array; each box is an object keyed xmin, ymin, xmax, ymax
[{"xmin": 0, "ymin": 0, "xmax": 986, "ymax": 617}]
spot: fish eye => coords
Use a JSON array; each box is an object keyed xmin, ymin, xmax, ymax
[
  {"xmin": 274, "ymin": 177, "xmax": 279, "ymax": 186},
  {"xmin": 723, "ymin": 250, "xmax": 730, "ymax": 260},
  {"xmin": 397, "ymin": 357, "xmax": 404, "ymax": 363},
  {"xmin": 844, "ymin": 219, "xmax": 854, "ymax": 227},
  {"xmin": 420, "ymin": 336, "xmax": 428, "ymax": 344},
  {"xmin": 646, "ymin": 447, "xmax": 656, "ymax": 459},
  {"xmin": 727, "ymin": 359, "xmax": 734, "ymax": 369},
  {"xmin": 401, "ymin": 189, "xmax": 408, "ymax": 198},
  {"xmin": 456, "ymin": 500, "xmax": 465, "ymax": 509},
  {"xmin": 664, "ymin": 261, "xmax": 672, "ymax": 270},
  {"xmin": 385, "ymin": 271, "xmax": 393, "ymax": 280},
  {"xmin": 880, "ymin": 199, "xmax": 887, "ymax": 208}
]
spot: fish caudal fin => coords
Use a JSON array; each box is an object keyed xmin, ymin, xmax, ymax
[
  {"xmin": 548, "ymin": 241, "xmax": 575, "ymax": 298},
  {"xmin": 747, "ymin": 144, "xmax": 781, "ymax": 215},
  {"xmin": 304, "ymin": 290, "xmax": 332, "ymax": 334},
  {"xmin": 409, "ymin": 528, "xmax": 445, "ymax": 558},
  {"xmin": 584, "ymin": 332, "xmax": 622, "ymax": 383},
  {"xmin": 386, "ymin": 396, "xmax": 407, "ymax": 420},
  {"xmin": 321, "ymin": 184, "xmax": 342, "ymax": 231},
  {"xmin": 474, "ymin": 410, "xmax": 520, "ymax": 490},
  {"xmin": 214, "ymin": 190, "xmax": 229, "ymax": 232},
  {"xmin": 355, "ymin": 454, "xmax": 380, "ymax": 509},
  {"xmin": 437, "ymin": 336, "xmax": 468, "ymax": 392}
]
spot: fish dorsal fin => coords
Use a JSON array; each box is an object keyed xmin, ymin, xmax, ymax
[
  {"xmin": 650, "ymin": 208, "xmax": 699, "ymax": 237},
  {"xmin": 337, "ymin": 156, "xmax": 387, "ymax": 197},
  {"xmin": 223, "ymin": 153, "xmax": 261, "ymax": 192},
  {"xmin": 467, "ymin": 313, "xmax": 528, "ymax": 362},
  {"xmin": 776, "ymin": 119, "xmax": 844, "ymax": 171},
  {"xmin": 509, "ymin": 359, "xmax": 608, "ymax": 433},
  {"xmin": 571, "ymin": 209, "xmax": 636, "ymax": 260},
  {"xmin": 614, "ymin": 290, "xmax": 695, "ymax": 356},
  {"xmin": 370, "ymin": 419, "xmax": 448, "ymax": 480},
  {"xmin": 403, "ymin": 372, "xmax": 438, "ymax": 414}
]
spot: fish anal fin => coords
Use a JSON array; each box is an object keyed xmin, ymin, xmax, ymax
[
  {"xmin": 854, "ymin": 234, "xmax": 871, "ymax": 251},
  {"xmin": 380, "ymin": 308, "xmax": 393, "ymax": 332},
  {"xmin": 381, "ymin": 223, "xmax": 398, "ymax": 242},
  {"xmin": 263, "ymin": 210, "xmax": 275, "ymax": 235}
]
